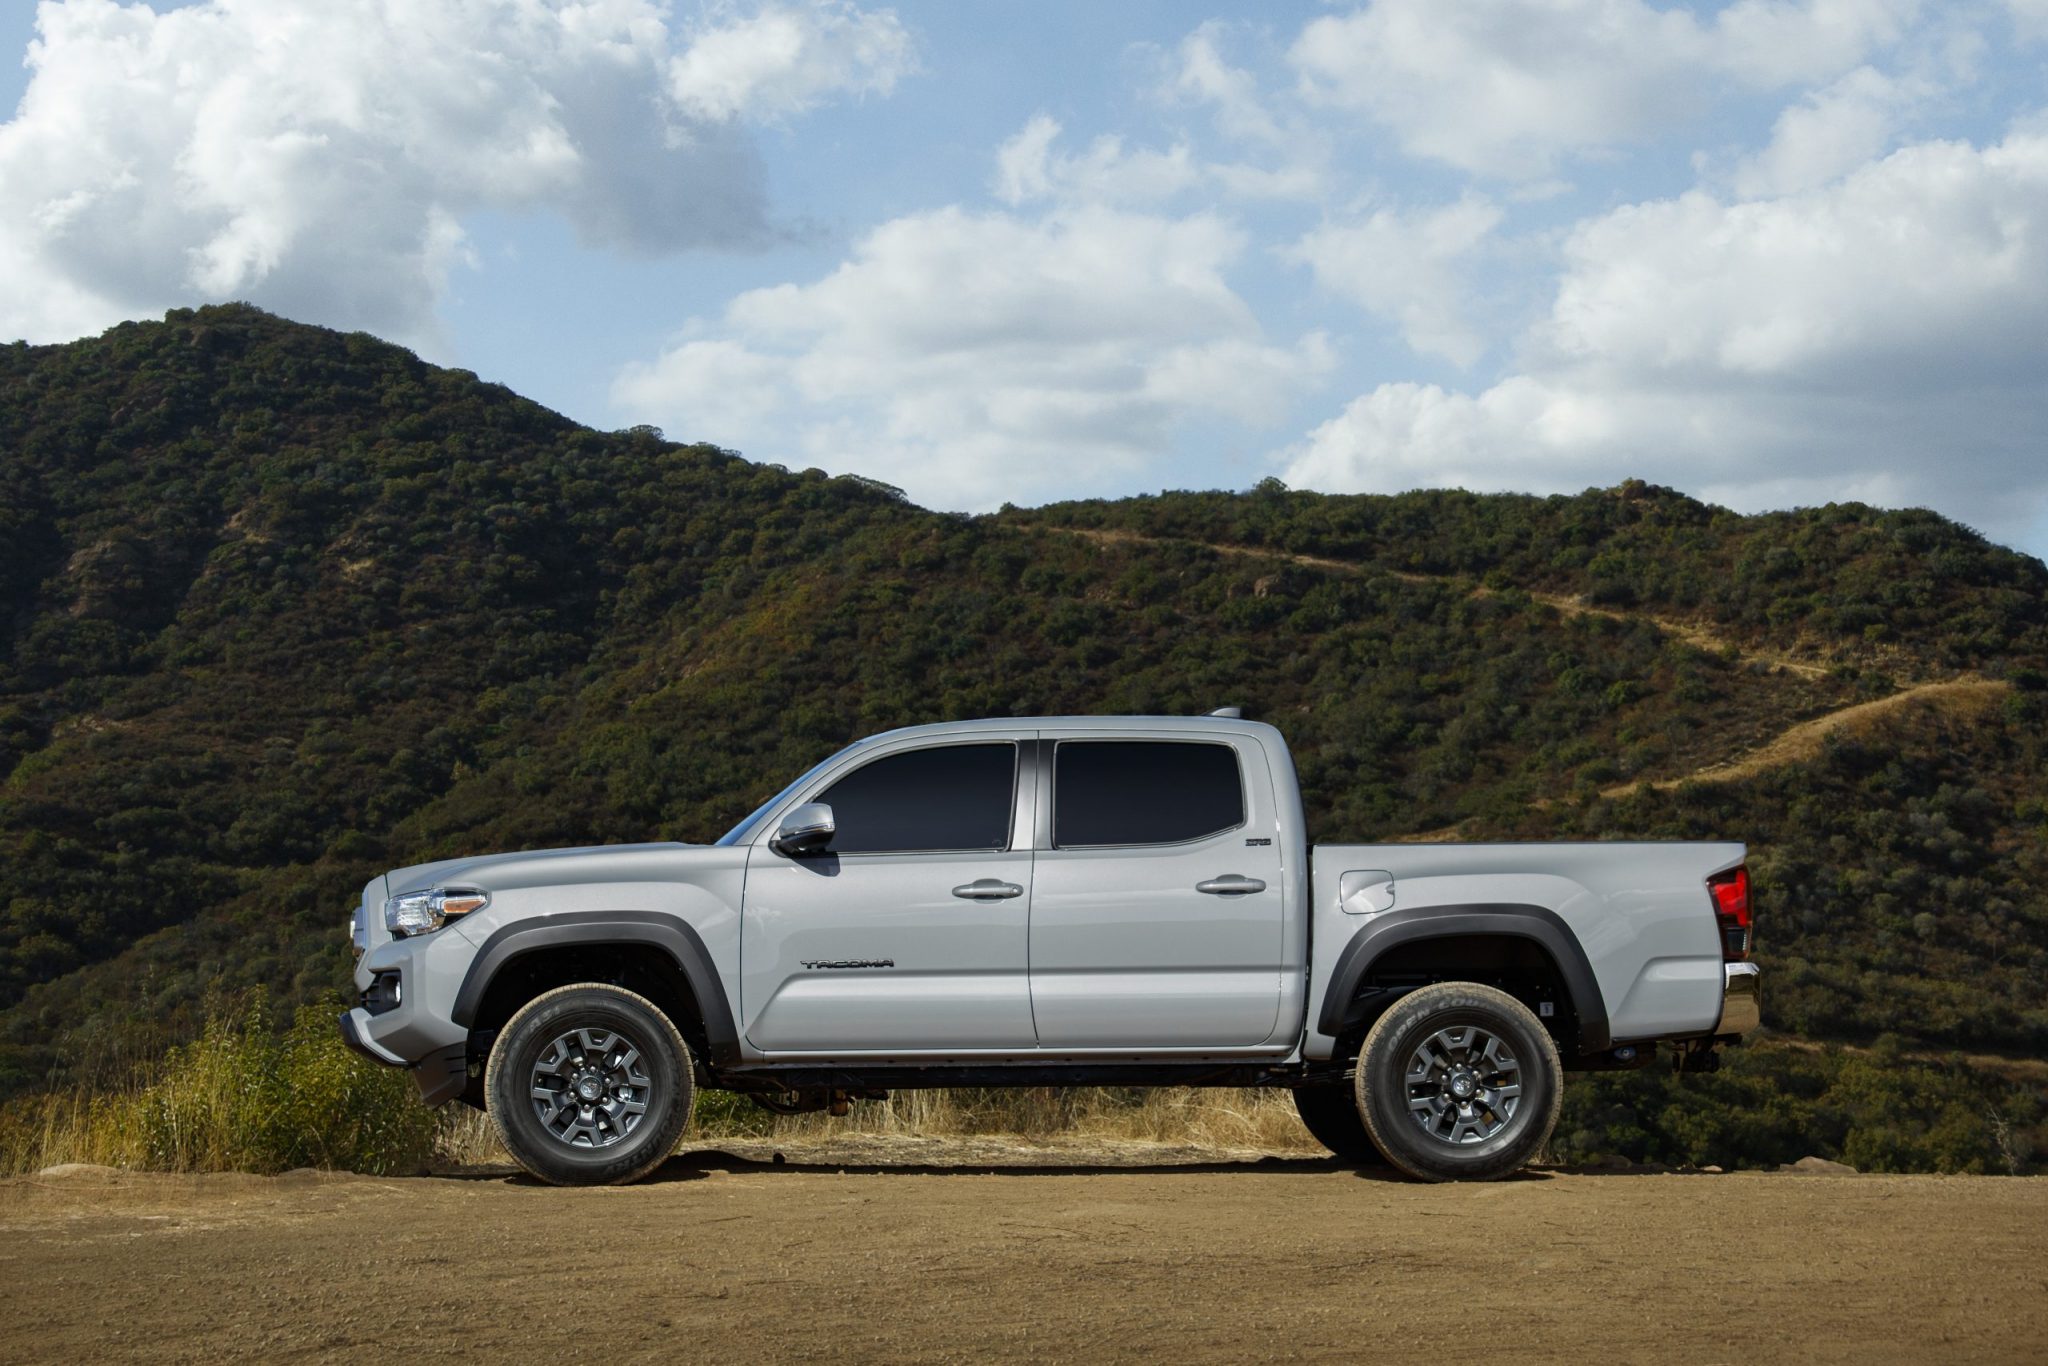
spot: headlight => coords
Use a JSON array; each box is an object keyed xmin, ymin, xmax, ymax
[{"xmin": 384, "ymin": 886, "xmax": 490, "ymax": 937}]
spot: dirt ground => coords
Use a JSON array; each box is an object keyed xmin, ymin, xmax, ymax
[{"xmin": 3, "ymin": 1138, "xmax": 2044, "ymax": 1364}]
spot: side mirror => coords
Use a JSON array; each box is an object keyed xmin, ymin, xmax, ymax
[{"xmin": 770, "ymin": 802, "xmax": 835, "ymax": 857}]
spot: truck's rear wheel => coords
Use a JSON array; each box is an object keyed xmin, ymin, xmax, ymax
[
  {"xmin": 1293, "ymin": 1084, "xmax": 1390, "ymax": 1164},
  {"xmin": 487, "ymin": 983, "xmax": 694, "ymax": 1186},
  {"xmin": 1355, "ymin": 982, "xmax": 1561, "ymax": 1182}
]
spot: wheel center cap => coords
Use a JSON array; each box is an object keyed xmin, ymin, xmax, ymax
[
  {"xmin": 1449, "ymin": 1072, "xmax": 1477, "ymax": 1100},
  {"xmin": 575, "ymin": 1074, "xmax": 604, "ymax": 1104}
]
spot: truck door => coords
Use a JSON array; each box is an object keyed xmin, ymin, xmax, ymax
[
  {"xmin": 740, "ymin": 737, "xmax": 1038, "ymax": 1054},
  {"xmin": 1028, "ymin": 734, "xmax": 1286, "ymax": 1048}
]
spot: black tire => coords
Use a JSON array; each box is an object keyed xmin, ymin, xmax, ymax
[
  {"xmin": 1355, "ymin": 982, "xmax": 1561, "ymax": 1183},
  {"xmin": 1293, "ymin": 1084, "xmax": 1390, "ymax": 1164},
  {"xmin": 487, "ymin": 983, "xmax": 694, "ymax": 1186}
]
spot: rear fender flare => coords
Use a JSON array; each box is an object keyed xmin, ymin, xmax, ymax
[{"xmin": 1318, "ymin": 903, "xmax": 1611, "ymax": 1052}]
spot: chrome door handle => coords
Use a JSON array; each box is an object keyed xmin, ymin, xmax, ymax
[
  {"xmin": 1196, "ymin": 875, "xmax": 1267, "ymax": 896},
  {"xmin": 953, "ymin": 879, "xmax": 1024, "ymax": 900}
]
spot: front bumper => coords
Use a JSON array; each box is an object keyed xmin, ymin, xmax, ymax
[
  {"xmin": 1715, "ymin": 962, "xmax": 1761, "ymax": 1038},
  {"xmin": 340, "ymin": 899, "xmax": 476, "ymax": 1105},
  {"xmin": 338, "ymin": 1008, "xmax": 408, "ymax": 1066},
  {"xmin": 339, "ymin": 1006, "xmax": 471, "ymax": 1105}
]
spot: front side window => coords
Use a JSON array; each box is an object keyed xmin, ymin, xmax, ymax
[
  {"xmin": 814, "ymin": 743, "xmax": 1017, "ymax": 854},
  {"xmin": 1054, "ymin": 741, "xmax": 1245, "ymax": 848}
]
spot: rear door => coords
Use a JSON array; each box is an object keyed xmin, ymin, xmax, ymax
[
  {"xmin": 741, "ymin": 737, "xmax": 1038, "ymax": 1054},
  {"xmin": 1027, "ymin": 734, "xmax": 1285, "ymax": 1048}
]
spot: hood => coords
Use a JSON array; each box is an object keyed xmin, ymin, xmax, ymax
[{"xmin": 382, "ymin": 841, "xmax": 704, "ymax": 897}]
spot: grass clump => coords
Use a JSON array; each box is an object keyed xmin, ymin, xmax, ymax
[{"xmin": 0, "ymin": 991, "xmax": 437, "ymax": 1176}]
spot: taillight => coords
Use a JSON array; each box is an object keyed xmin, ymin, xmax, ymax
[{"xmin": 1708, "ymin": 866, "xmax": 1751, "ymax": 962}]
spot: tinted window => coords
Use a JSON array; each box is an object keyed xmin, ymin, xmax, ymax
[
  {"xmin": 1054, "ymin": 741, "xmax": 1245, "ymax": 848},
  {"xmin": 816, "ymin": 743, "xmax": 1016, "ymax": 854}
]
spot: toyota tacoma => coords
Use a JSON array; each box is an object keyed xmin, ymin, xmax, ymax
[{"xmin": 340, "ymin": 713, "xmax": 1760, "ymax": 1184}]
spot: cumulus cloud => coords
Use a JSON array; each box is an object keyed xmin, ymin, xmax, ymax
[
  {"xmin": 614, "ymin": 204, "xmax": 1333, "ymax": 508},
  {"xmin": 1288, "ymin": 196, "xmax": 1504, "ymax": 366},
  {"xmin": 1284, "ymin": 126, "xmax": 2048, "ymax": 546},
  {"xmin": 0, "ymin": 0, "xmax": 909, "ymax": 347},
  {"xmin": 667, "ymin": 0, "xmax": 914, "ymax": 122},
  {"xmin": 1730, "ymin": 66, "xmax": 1925, "ymax": 196},
  {"xmin": 1290, "ymin": 0, "xmax": 1921, "ymax": 178},
  {"xmin": 993, "ymin": 115, "xmax": 1201, "ymax": 207}
]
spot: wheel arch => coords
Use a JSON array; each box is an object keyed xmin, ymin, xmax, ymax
[
  {"xmin": 453, "ymin": 911, "xmax": 741, "ymax": 1067},
  {"xmin": 1317, "ymin": 904, "xmax": 1611, "ymax": 1054}
]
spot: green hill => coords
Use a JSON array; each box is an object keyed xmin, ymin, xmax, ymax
[{"xmin": 3, "ymin": 306, "xmax": 2045, "ymax": 1154}]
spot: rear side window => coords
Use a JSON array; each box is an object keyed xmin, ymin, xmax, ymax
[
  {"xmin": 1054, "ymin": 741, "xmax": 1245, "ymax": 848},
  {"xmin": 815, "ymin": 743, "xmax": 1016, "ymax": 854}
]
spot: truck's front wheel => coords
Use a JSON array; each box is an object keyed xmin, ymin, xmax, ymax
[
  {"xmin": 1293, "ymin": 1084, "xmax": 1389, "ymax": 1165},
  {"xmin": 1355, "ymin": 982, "xmax": 1561, "ymax": 1182},
  {"xmin": 487, "ymin": 984, "xmax": 695, "ymax": 1186}
]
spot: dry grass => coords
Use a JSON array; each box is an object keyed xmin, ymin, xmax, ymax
[
  {"xmin": 435, "ymin": 1087, "xmax": 1323, "ymax": 1168},
  {"xmin": 5, "ymin": 990, "xmax": 1321, "ymax": 1178},
  {"xmin": 1, "ymin": 994, "xmax": 438, "ymax": 1177}
]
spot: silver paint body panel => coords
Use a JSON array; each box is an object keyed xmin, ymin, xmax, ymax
[
  {"xmin": 1027, "ymin": 726, "xmax": 1288, "ymax": 1049},
  {"xmin": 740, "ymin": 730, "xmax": 1040, "ymax": 1052},
  {"xmin": 1300, "ymin": 840, "xmax": 1744, "ymax": 1060}
]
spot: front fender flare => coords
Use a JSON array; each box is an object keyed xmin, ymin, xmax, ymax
[
  {"xmin": 451, "ymin": 910, "xmax": 740, "ymax": 1066},
  {"xmin": 1317, "ymin": 903, "xmax": 1611, "ymax": 1052}
]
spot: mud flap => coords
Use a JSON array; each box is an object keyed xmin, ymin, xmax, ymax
[{"xmin": 412, "ymin": 1043, "xmax": 471, "ymax": 1106}]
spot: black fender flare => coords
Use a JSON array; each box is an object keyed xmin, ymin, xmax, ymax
[
  {"xmin": 1317, "ymin": 903, "xmax": 1611, "ymax": 1052},
  {"xmin": 452, "ymin": 910, "xmax": 741, "ymax": 1066}
]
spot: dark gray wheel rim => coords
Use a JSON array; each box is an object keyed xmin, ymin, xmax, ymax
[
  {"xmin": 1403, "ymin": 1024, "xmax": 1521, "ymax": 1145},
  {"xmin": 529, "ymin": 1025, "xmax": 653, "ymax": 1149}
]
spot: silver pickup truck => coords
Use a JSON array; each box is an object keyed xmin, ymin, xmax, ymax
[{"xmin": 340, "ymin": 713, "xmax": 1759, "ymax": 1185}]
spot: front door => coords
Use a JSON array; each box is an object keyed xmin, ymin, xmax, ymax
[
  {"xmin": 741, "ymin": 738, "xmax": 1037, "ymax": 1054},
  {"xmin": 1028, "ymin": 735, "xmax": 1286, "ymax": 1048}
]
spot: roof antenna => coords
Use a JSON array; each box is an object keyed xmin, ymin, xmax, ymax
[{"xmin": 1206, "ymin": 706, "xmax": 1243, "ymax": 718}]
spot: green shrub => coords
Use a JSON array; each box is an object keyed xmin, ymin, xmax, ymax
[
  {"xmin": 1551, "ymin": 1039, "xmax": 2045, "ymax": 1173},
  {"xmin": 0, "ymin": 990, "xmax": 436, "ymax": 1176}
]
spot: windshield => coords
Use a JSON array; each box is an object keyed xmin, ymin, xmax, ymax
[{"xmin": 713, "ymin": 740, "xmax": 868, "ymax": 846}]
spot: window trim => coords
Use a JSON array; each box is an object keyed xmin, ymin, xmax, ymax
[
  {"xmin": 800, "ymin": 739, "xmax": 1023, "ymax": 858},
  {"xmin": 1048, "ymin": 738, "xmax": 1248, "ymax": 852}
]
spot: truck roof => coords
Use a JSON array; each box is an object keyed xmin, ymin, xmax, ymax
[{"xmin": 856, "ymin": 714, "xmax": 1286, "ymax": 745}]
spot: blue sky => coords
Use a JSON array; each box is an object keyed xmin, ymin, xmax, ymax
[{"xmin": 2, "ymin": 1, "xmax": 2045, "ymax": 556}]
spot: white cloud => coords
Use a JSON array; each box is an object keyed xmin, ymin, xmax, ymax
[
  {"xmin": 611, "ymin": 337, "xmax": 790, "ymax": 438},
  {"xmin": 1545, "ymin": 133, "xmax": 2048, "ymax": 380},
  {"xmin": 993, "ymin": 115, "xmax": 1201, "ymax": 207},
  {"xmin": 992, "ymin": 113, "xmax": 1317, "ymax": 208},
  {"xmin": 1165, "ymin": 22, "xmax": 1288, "ymax": 148},
  {"xmin": 1289, "ymin": 195, "xmax": 1503, "ymax": 366},
  {"xmin": 667, "ymin": 0, "xmax": 914, "ymax": 122},
  {"xmin": 1285, "ymin": 127, "xmax": 2048, "ymax": 546},
  {"xmin": 1290, "ymin": 0, "xmax": 1921, "ymax": 178},
  {"xmin": 1153, "ymin": 23, "xmax": 1328, "ymax": 201},
  {"xmin": 614, "ymin": 204, "xmax": 1333, "ymax": 508},
  {"xmin": 1731, "ymin": 66, "xmax": 1922, "ymax": 196},
  {"xmin": 1710, "ymin": 0, "xmax": 1923, "ymax": 86},
  {"xmin": 0, "ymin": 0, "xmax": 908, "ymax": 347}
]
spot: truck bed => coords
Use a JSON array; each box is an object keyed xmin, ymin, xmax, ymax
[{"xmin": 1304, "ymin": 841, "xmax": 1745, "ymax": 1059}]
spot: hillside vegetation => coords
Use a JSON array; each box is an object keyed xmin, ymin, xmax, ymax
[{"xmin": 2, "ymin": 306, "xmax": 2045, "ymax": 1169}]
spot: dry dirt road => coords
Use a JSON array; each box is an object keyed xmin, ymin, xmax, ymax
[{"xmin": 4, "ymin": 1139, "xmax": 2044, "ymax": 1364}]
